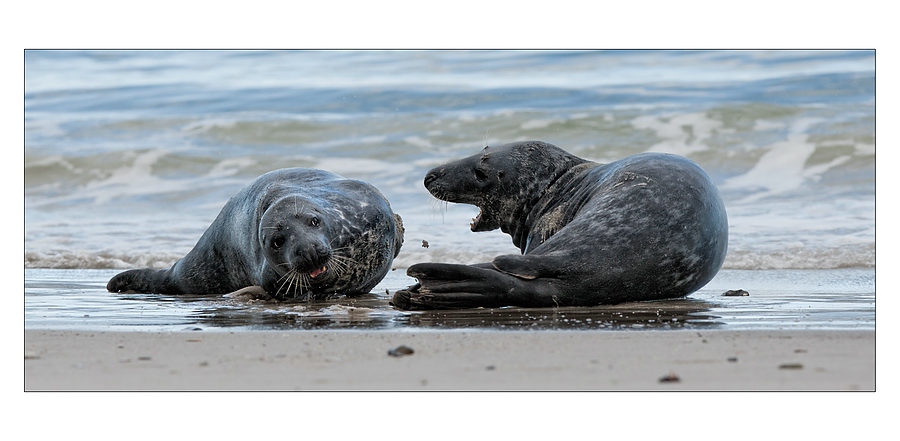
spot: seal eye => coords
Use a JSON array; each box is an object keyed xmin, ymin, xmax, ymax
[
  {"xmin": 272, "ymin": 236, "xmax": 285, "ymax": 250},
  {"xmin": 310, "ymin": 216, "xmax": 320, "ymax": 227},
  {"xmin": 474, "ymin": 168, "xmax": 488, "ymax": 181}
]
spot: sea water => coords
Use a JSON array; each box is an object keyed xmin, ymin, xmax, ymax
[{"xmin": 24, "ymin": 50, "xmax": 875, "ymax": 331}]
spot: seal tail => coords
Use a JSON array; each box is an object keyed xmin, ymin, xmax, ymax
[{"xmin": 107, "ymin": 268, "xmax": 174, "ymax": 293}]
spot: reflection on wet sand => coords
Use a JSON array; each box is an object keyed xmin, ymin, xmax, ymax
[
  {"xmin": 173, "ymin": 293, "xmax": 722, "ymax": 331},
  {"xmin": 403, "ymin": 299, "xmax": 722, "ymax": 330},
  {"xmin": 24, "ymin": 269, "xmax": 875, "ymax": 332}
]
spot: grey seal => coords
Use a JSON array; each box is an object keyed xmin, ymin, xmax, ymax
[
  {"xmin": 107, "ymin": 168, "xmax": 404, "ymax": 300},
  {"xmin": 391, "ymin": 141, "xmax": 727, "ymax": 310}
]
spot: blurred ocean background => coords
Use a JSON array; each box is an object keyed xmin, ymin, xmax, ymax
[{"xmin": 24, "ymin": 50, "xmax": 875, "ymax": 331}]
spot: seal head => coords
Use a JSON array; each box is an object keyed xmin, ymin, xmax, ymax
[
  {"xmin": 424, "ymin": 142, "xmax": 586, "ymax": 237},
  {"xmin": 259, "ymin": 195, "xmax": 337, "ymax": 298}
]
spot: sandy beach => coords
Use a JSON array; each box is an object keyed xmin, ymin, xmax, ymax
[{"xmin": 25, "ymin": 329, "xmax": 874, "ymax": 391}]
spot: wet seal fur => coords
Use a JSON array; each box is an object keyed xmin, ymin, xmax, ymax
[
  {"xmin": 108, "ymin": 168, "xmax": 404, "ymax": 300},
  {"xmin": 391, "ymin": 141, "xmax": 727, "ymax": 310}
]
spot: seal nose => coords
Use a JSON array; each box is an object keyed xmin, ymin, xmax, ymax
[
  {"xmin": 295, "ymin": 243, "xmax": 317, "ymax": 263},
  {"xmin": 423, "ymin": 170, "xmax": 439, "ymax": 189},
  {"xmin": 294, "ymin": 242, "xmax": 330, "ymax": 270}
]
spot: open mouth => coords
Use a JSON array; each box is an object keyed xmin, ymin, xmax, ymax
[
  {"xmin": 308, "ymin": 266, "xmax": 327, "ymax": 279},
  {"xmin": 470, "ymin": 208, "xmax": 484, "ymax": 231}
]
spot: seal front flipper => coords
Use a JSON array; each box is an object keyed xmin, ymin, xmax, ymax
[
  {"xmin": 394, "ymin": 263, "xmax": 520, "ymax": 310},
  {"xmin": 491, "ymin": 254, "xmax": 566, "ymax": 280},
  {"xmin": 225, "ymin": 285, "xmax": 269, "ymax": 300},
  {"xmin": 406, "ymin": 262, "xmax": 500, "ymax": 282}
]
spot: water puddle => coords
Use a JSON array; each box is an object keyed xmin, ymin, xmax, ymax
[{"xmin": 24, "ymin": 268, "xmax": 875, "ymax": 332}]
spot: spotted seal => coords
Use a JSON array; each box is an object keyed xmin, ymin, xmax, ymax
[
  {"xmin": 107, "ymin": 168, "xmax": 404, "ymax": 300},
  {"xmin": 391, "ymin": 141, "xmax": 727, "ymax": 310}
]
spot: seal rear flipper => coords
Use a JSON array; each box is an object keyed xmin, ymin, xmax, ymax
[
  {"xmin": 391, "ymin": 288, "xmax": 507, "ymax": 310},
  {"xmin": 395, "ymin": 263, "xmax": 520, "ymax": 309},
  {"xmin": 107, "ymin": 268, "xmax": 174, "ymax": 294},
  {"xmin": 390, "ymin": 286, "xmax": 417, "ymax": 310}
]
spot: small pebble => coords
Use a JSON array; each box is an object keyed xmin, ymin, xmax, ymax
[
  {"xmin": 659, "ymin": 373, "xmax": 680, "ymax": 383},
  {"xmin": 723, "ymin": 289, "xmax": 749, "ymax": 296},
  {"xmin": 778, "ymin": 363, "xmax": 804, "ymax": 370},
  {"xmin": 388, "ymin": 345, "xmax": 414, "ymax": 357}
]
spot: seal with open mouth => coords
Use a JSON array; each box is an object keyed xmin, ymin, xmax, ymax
[
  {"xmin": 391, "ymin": 141, "xmax": 727, "ymax": 310},
  {"xmin": 107, "ymin": 168, "xmax": 404, "ymax": 301}
]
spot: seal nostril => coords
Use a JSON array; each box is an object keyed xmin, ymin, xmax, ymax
[{"xmin": 424, "ymin": 172, "xmax": 438, "ymax": 188}]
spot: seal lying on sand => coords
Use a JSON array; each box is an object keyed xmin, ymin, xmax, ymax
[
  {"xmin": 391, "ymin": 141, "xmax": 727, "ymax": 310},
  {"xmin": 108, "ymin": 168, "xmax": 404, "ymax": 300}
]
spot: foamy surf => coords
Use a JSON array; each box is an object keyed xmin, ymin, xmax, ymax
[{"xmin": 25, "ymin": 50, "xmax": 874, "ymax": 275}]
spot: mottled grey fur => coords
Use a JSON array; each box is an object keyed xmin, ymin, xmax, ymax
[
  {"xmin": 108, "ymin": 168, "xmax": 404, "ymax": 300},
  {"xmin": 392, "ymin": 141, "xmax": 727, "ymax": 310}
]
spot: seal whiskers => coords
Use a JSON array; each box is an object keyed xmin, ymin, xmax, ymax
[
  {"xmin": 275, "ymin": 268, "xmax": 313, "ymax": 301},
  {"xmin": 428, "ymin": 197, "xmax": 449, "ymax": 222},
  {"xmin": 327, "ymin": 252, "xmax": 357, "ymax": 279}
]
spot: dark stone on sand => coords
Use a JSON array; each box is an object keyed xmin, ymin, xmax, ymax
[
  {"xmin": 723, "ymin": 289, "xmax": 750, "ymax": 296},
  {"xmin": 659, "ymin": 373, "xmax": 681, "ymax": 383},
  {"xmin": 388, "ymin": 345, "xmax": 414, "ymax": 357}
]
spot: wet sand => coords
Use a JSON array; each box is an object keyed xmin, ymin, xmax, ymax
[{"xmin": 25, "ymin": 329, "xmax": 874, "ymax": 391}]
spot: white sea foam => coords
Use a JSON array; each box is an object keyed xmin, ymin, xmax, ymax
[
  {"xmin": 206, "ymin": 157, "xmax": 258, "ymax": 178},
  {"xmin": 631, "ymin": 112, "xmax": 727, "ymax": 156},
  {"xmin": 721, "ymin": 118, "xmax": 860, "ymax": 202},
  {"xmin": 521, "ymin": 118, "xmax": 562, "ymax": 130},
  {"xmin": 24, "ymin": 50, "xmax": 875, "ymax": 273},
  {"xmin": 403, "ymin": 136, "xmax": 433, "ymax": 148}
]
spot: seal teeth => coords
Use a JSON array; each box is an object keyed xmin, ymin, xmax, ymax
[
  {"xmin": 471, "ymin": 209, "xmax": 483, "ymax": 230},
  {"xmin": 309, "ymin": 266, "xmax": 327, "ymax": 279}
]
